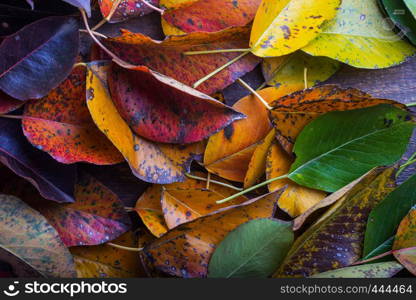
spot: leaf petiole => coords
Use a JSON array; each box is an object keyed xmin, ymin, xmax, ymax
[
  {"xmin": 185, "ymin": 173, "xmax": 243, "ymax": 191},
  {"xmin": 237, "ymin": 78, "xmax": 273, "ymax": 110},
  {"xmin": 216, "ymin": 174, "xmax": 288, "ymax": 204},
  {"xmin": 107, "ymin": 242, "xmax": 143, "ymax": 252}
]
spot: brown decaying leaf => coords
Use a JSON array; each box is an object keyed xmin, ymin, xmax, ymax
[
  {"xmin": 144, "ymin": 190, "xmax": 284, "ymax": 278},
  {"xmin": 270, "ymin": 85, "xmax": 406, "ymax": 152},
  {"xmin": 393, "ymin": 207, "xmax": 416, "ymax": 275},
  {"xmin": 103, "ymin": 26, "xmax": 260, "ymax": 95},
  {"xmin": 274, "ymin": 166, "xmax": 396, "ymax": 278}
]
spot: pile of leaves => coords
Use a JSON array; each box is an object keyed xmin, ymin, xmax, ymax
[{"xmin": 0, "ymin": 0, "xmax": 416, "ymax": 278}]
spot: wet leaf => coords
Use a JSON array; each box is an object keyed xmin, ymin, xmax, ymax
[
  {"xmin": 262, "ymin": 52, "xmax": 340, "ymax": 90},
  {"xmin": 86, "ymin": 61, "xmax": 204, "ymax": 184},
  {"xmin": 379, "ymin": 0, "xmax": 416, "ymax": 45},
  {"xmin": 161, "ymin": 0, "xmax": 261, "ymax": 33},
  {"xmin": 0, "ymin": 118, "xmax": 76, "ymax": 203},
  {"xmin": 208, "ymin": 218, "xmax": 293, "ymax": 278},
  {"xmin": 22, "ymin": 66, "xmax": 123, "ymax": 164},
  {"xmin": 108, "ymin": 63, "xmax": 245, "ymax": 144},
  {"xmin": 0, "ymin": 194, "xmax": 76, "ymax": 277},
  {"xmin": 266, "ymin": 141, "xmax": 326, "ymax": 217},
  {"xmin": 0, "ymin": 91, "xmax": 23, "ymax": 114},
  {"xmin": 311, "ymin": 261, "xmax": 403, "ymax": 278},
  {"xmin": 71, "ymin": 231, "xmax": 145, "ymax": 278},
  {"xmin": 288, "ymin": 104, "xmax": 414, "ymax": 192},
  {"xmin": 270, "ymin": 85, "xmax": 405, "ymax": 153},
  {"xmin": 393, "ymin": 206, "xmax": 416, "ymax": 275},
  {"xmin": 31, "ymin": 172, "xmax": 131, "ymax": 247},
  {"xmin": 98, "ymin": 0, "xmax": 159, "ymax": 23},
  {"xmin": 364, "ymin": 174, "xmax": 416, "ymax": 257},
  {"xmin": 250, "ymin": 0, "xmax": 341, "ymax": 57},
  {"xmin": 204, "ymin": 87, "xmax": 300, "ymax": 182},
  {"xmin": 103, "ymin": 26, "xmax": 260, "ymax": 94},
  {"xmin": 274, "ymin": 166, "xmax": 396, "ymax": 277},
  {"xmin": 0, "ymin": 17, "xmax": 79, "ymax": 100},
  {"xmin": 144, "ymin": 190, "xmax": 283, "ymax": 278},
  {"xmin": 302, "ymin": 0, "xmax": 416, "ymax": 68}
]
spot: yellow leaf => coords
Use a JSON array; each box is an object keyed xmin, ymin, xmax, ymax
[
  {"xmin": 302, "ymin": 0, "xmax": 416, "ymax": 68},
  {"xmin": 250, "ymin": 0, "xmax": 341, "ymax": 57},
  {"xmin": 266, "ymin": 142, "xmax": 326, "ymax": 217}
]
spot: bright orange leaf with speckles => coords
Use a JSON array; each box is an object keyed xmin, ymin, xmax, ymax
[
  {"xmin": 144, "ymin": 190, "xmax": 283, "ymax": 278},
  {"xmin": 22, "ymin": 66, "xmax": 123, "ymax": 165}
]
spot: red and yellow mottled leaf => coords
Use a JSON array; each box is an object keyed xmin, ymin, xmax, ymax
[
  {"xmin": 144, "ymin": 190, "xmax": 282, "ymax": 278},
  {"xmin": 161, "ymin": 0, "xmax": 261, "ymax": 33},
  {"xmin": 108, "ymin": 64, "xmax": 244, "ymax": 144},
  {"xmin": 204, "ymin": 87, "xmax": 300, "ymax": 182},
  {"xmin": 274, "ymin": 167, "xmax": 396, "ymax": 277},
  {"xmin": 22, "ymin": 66, "xmax": 123, "ymax": 165},
  {"xmin": 266, "ymin": 141, "xmax": 326, "ymax": 217},
  {"xmin": 86, "ymin": 61, "xmax": 204, "ymax": 184},
  {"xmin": 270, "ymin": 85, "xmax": 406, "ymax": 152},
  {"xmin": 70, "ymin": 231, "xmax": 145, "ymax": 278},
  {"xmin": 393, "ymin": 206, "xmax": 416, "ymax": 275},
  {"xmin": 98, "ymin": 0, "xmax": 159, "ymax": 23},
  {"xmin": 103, "ymin": 27, "xmax": 260, "ymax": 95}
]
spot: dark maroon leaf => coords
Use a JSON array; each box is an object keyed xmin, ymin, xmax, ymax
[
  {"xmin": 0, "ymin": 16, "xmax": 79, "ymax": 100},
  {"xmin": 0, "ymin": 91, "xmax": 23, "ymax": 114},
  {"xmin": 0, "ymin": 118, "xmax": 76, "ymax": 203}
]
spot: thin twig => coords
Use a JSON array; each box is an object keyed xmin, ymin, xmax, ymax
[
  {"xmin": 0, "ymin": 115, "xmax": 23, "ymax": 120},
  {"xmin": 73, "ymin": 62, "xmax": 87, "ymax": 68},
  {"xmin": 216, "ymin": 174, "xmax": 289, "ymax": 204},
  {"xmin": 193, "ymin": 52, "xmax": 250, "ymax": 88},
  {"xmin": 185, "ymin": 173, "xmax": 242, "ymax": 191},
  {"xmin": 303, "ymin": 66, "xmax": 308, "ymax": 89},
  {"xmin": 397, "ymin": 157, "xmax": 416, "ymax": 177},
  {"xmin": 237, "ymin": 78, "xmax": 273, "ymax": 110},
  {"xmin": 141, "ymin": 0, "xmax": 165, "ymax": 14},
  {"xmin": 184, "ymin": 48, "xmax": 251, "ymax": 55},
  {"xmin": 406, "ymin": 102, "xmax": 416, "ymax": 107},
  {"xmin": 79, "ymin": 29, "xmax": 108, "ymax": 39},
  {"xmin": 107, "ymin": 242, "xmax": 143, "ymax": 252},
  {"xmin": 206, "ymin": 172, "xmax": 211, "ymax": 190},
  {"xmin": 91, "ymin": 0, "xmax": 122, "ymax": 31}
]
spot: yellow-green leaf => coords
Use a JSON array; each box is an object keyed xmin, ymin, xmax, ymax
[{"xmin": 302, "ymin": 0, "xmax": 416, "ymax": 68}]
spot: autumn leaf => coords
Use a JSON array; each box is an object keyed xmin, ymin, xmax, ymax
[
  {"xmin": 0, "ymin": 91, "xmax": 23, "ymax": 114},
  {"xmin": 250, "ymin": 0, "xmax": 341, "ymax": 57},
  {"xmin": 71, "ymin": 231, "xmax": 145, "ymax": 278},
  {"xmin": 108, "ymin": 63, "xmax": 245, "ymax": 144},
  {"xmin": 270, "ymin": 85, "xmax": 405, "ymax": 153},
  {"xmin": 86, "ymin": 61, "xmax": 204, "ymax": 184},
  {"xmin": 392, "ymin": 206, "xmax": 416, "ymax": 275},
  {"xmin": 144, "ymin": 190, "xmax": 283, "ymax": 278},
  {"xmin": 311, "ymin": 261, "xmax": 403, "ymax": 278},
  {"xmin": 103, "ymin": 26, "xmax": 260, "ymax": 94},
  {"xmin": 22, "ymin": 65, "xmax": 124, "ymax": 165},
  {"xmin": 302, "ymin": 0, "xmax": 416, "ymax": 68},
  {"xmin": 0, "ymin": 194, "xmax": 76, "ymax": 277},
  {"xmin": 0, "ymin": 118, "xmax": 76, "ymax": 203},
  {"xmin": 161, "ymin": 0, "xmax": 261, "ymax": 33},
  {"xmin": 98, "ymin": 0, "xmax": 159, "ymax": 23},
  {"xmin": 274, "ymin": 166, "xmax": 396, "ymax": 277},
  {"xmin": 0, "ymin": 17, "xmax": 79, "ymax": 100}
]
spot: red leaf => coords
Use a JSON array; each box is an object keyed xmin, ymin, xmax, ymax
[
  {"xmin": 98, "ymin": 0, "xmax": 159, "ymax": 23},
  {"xmin": 108, "ymin": 64, "xmax": 245, "ymax": 143},
  {"xmin": 0, "ymin": 91, "xmax": 23, "ymax": 114},
  {"xmin": 22, "ymin": 66, "xmax": 124, "ymax": 164},
  {"xmin": 103, "ymin": 26, "xmax": 260, "ymax": 95}
]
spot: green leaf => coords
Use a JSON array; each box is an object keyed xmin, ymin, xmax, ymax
[
  {"xmin": 362, "ymin": 236, "xmax": 394, "ymax": 260},
  {"xmin": 208, "ymin": 218, "xmax": 293, "ymax": 278},
  {"xmin": 288, "ymin": 104, "xmax": 415, "ymax": 192},
  {"xmin": 364, "ymin": 174, "xmax": 416, "ymax": 257},
  {"xmin": 274, "ymin": 166, "xmax": 396, "ymax": 277},
  {"xmin": 0, "ymin": 194, "xmax": 76, "ymax": 277},
  {"xmin": 302, "ymin": 0, "xmax": 416, "ymax": 68},
  {"xmin": 262, "ymin": 51, "xmax": 340, "ymax": 89},
  {"xmin": 379, "ymin": 0, "xmax": 416, "ymax": 45},
  {"xmin": 310, "ymin": 261, "xmax": 403, "ymax": 278}
]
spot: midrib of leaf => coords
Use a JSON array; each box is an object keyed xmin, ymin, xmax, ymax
[
  {"xmin": 315, "ymin": 31, "xmax": 400, "ymax": 42},
  {"xmin": 165, "ymin": 191, "xmax": 202, "ymax": 217},
  {"xmin": 289, "ymin": 121, "xmax": 411, "ymax": 178},
  {"xmin": 363, "ymin": 236, "xmax": 394, "ymax": 260},
  {"xmin": 225, "ymin": 233, "xmax": 282, "ymax": 278}
]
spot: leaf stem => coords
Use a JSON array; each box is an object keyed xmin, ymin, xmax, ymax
[
  {"xmin": 406, "ymin": 102, "xmax": 416, "ymax": 107},
  {"xmin": 237, "ymin": 78, "xmax": 273, "ymax": 110},
  {"xmin": 141, "ymin": 0, "xmax": 165, "ymax": 14},
  {"xmin": 303, "ymin": 66, "xmax": 308, "ymax": 89},
  {"xmin": 397, "ymin": 156, "xmax": 416, "ymax": 177},
  {"xmin": 351, "ymin": 250, "xmax": 393, "ymax": 265},
  {"xmin": 256, "ymin": 82, "xmax": 267, "ymax": 91},
  {"xmin": 124, "ymin": 207, "xmax": 135, "ymax": 212},
  {"xmin": 183, "ymin": 48, "xmax": 251, "ymax": 55},
  {"xmin": 73, "ymin": 62, "xmax": 87, "ymax": 68},
  {"xmin": 91, "ymin": 0, "xmax": 122, "ymax": 31},
  {"xmin": 79, "ymin": 29, "xmax": 108, "ymax": 39},
  {"xmin": 193, "ymin": 51, "xmax": 249, "ymax": 88},
  {"xmin": 79, "ymin": 9, "xmax": 136, "ymax": 69},
  {"xmin": 107, "ymin": 242, "xmax": 143, "ymax": 252},
  {"xmin": 185, "ymin": 173, "xmax": 242, "ymax": 191},
  {"xmin": 216, "ymin": 174, "xmax": 288, "ymax": 204},
  {"xmin": 0, "ymin": 114, "xmax": 23, "ymax": 120},
  {"xmin": 206, "ymin": 172, "xmax": 211, "ymax": 190}
]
